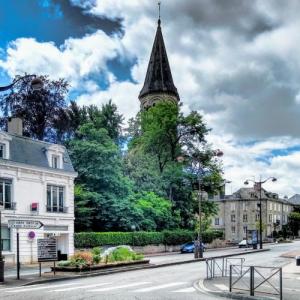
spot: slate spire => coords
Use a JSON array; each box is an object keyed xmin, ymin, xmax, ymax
[{"xmin": 139, "ymin": 16, "xmax": 179, "ymax": 109}]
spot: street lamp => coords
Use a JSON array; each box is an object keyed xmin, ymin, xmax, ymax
[
  {"xmin": 0, "ymin": 74, "xmax": 43, "ymax": 283},
  {"xmin": 194, "ymin": 149, "xmax": 223, "ymax": 259},
  {"xmin": 0, "ymin": 75, "xmax": 43, "ymax": 92},
  {"xmin": 244, "ymin": 176, "xmax": 277, "ymax": 249}
]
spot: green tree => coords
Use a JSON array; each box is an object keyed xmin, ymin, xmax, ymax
[
  {"xmin": 132, "ymin": 192, "xmax": 180, "ymax": 231},
  {"xmin": 126, "ymin": 101, "xmax": 223, "ymax": 229},
  {"xmin": 0, "ymin": 75, "xmax": 69, "ymax": 141},
  {"xmin": 69, "ymin": 123, "xmax": 134, "ymax": 231}
]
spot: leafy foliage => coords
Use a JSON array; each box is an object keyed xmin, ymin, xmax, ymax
[
  {"xmin": 74, "ymin": 229, "xmax": 224, "ymax": 248},
  {"xmin": 0, "ymin": 75, "xmax": 68, "ymax": 141}
]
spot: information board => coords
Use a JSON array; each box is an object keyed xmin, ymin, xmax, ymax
[{"xmin": 37, "ymin": 238, "xmax": 57, "ymax": 262}]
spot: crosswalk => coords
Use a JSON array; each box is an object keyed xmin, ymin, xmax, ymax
[{"xmin": 0, "ymin": 281, "xmax": 197, "ymax": 295}]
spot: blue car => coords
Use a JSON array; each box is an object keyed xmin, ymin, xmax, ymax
[{"xmin": 180, "ymin": 241, "xmax": 206, "ymax": 253}]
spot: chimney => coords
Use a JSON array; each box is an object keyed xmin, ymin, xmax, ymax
[{"xmin": 8, "ymin": 117, "xmax": 23, "ymax": 136}]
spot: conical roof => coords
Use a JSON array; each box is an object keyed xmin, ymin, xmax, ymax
[{"xmin": 139, "ymin": 20, "xmax": 179, "ymax": 100}]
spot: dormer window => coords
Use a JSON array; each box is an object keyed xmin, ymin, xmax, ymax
[
  {"xmin": 0, "ymin": 144, "xmax": 5, "ymax": 159},
  {"xmin": 52, "ymin": 155, "xmax": 60, "ymax": 169}
]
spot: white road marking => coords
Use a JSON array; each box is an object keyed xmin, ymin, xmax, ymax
[
  {"xmin": 90, "ymin": 282, "xmax": 151, "ymax": 292},
  {"xmin": 52, "ymin": 283, "xmax": 110, "ymax": 292},
  {"xmin": 6, "ymin": 283, "xmax": 78, "ymax": 293},
  {"xmin": 134, "ymin": 282, "xmax": 187, "ymax": 292},
  {"xmin": 172, "ymin": 287, "xmax": 195, "ymax": 293},
  {"xmin": 215, "ymin": 284, "xmax": 228, "ymax": 291},
  {"xmin": 0, "ymin": 284, "xmax": 47, "ymax": 291}
]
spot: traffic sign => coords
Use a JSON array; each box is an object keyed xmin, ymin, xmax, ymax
[{"xmin": 8, "ymin": 220, "xmax": 44, "ymax": 229}]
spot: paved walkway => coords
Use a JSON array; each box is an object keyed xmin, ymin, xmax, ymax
[{"xmin": 200, "ymin": 249, "xmax": 300, "ymax": 300}]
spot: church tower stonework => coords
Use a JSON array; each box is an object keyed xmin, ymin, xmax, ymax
[{"xmin": 139, "ymin": 17, "xmax": 180, "ymax": 110}]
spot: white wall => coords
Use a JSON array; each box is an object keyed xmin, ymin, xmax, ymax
[{"xmin": 0, "ymin": 162, "xmax": 76, "ymax": 264}]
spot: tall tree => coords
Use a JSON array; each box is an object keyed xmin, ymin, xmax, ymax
[
  {"xmin": 69, "ymin": 123, "xmax": 134, "ymax": 231},
  {"xmin": 0, "ymin": 75, "xmax": 69, "ymax": 141}
]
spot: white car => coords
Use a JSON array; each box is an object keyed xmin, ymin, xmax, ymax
[{"xmin": 238, "ymin": 239, "xmax": 254, "ymax": 248}]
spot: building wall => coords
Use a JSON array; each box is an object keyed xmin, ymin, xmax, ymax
[
  {"xmin": 212, "ymin": 198, "xmax": 293, "ymax": 242},
  {"xmin": 0, "ymin": 162, "xmax": 75, "ymax": 264}
]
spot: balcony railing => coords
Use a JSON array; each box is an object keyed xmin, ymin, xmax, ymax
[{"xmin": 46, "ymin": 206, "xmax": 68, "ymax": 213}]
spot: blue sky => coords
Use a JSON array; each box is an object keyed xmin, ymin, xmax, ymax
[{"xmin": 1, "ymin": 0, "xmax": 300, "ymax": 196}]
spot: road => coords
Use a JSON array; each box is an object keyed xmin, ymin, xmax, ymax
[{"xmin": 0, "ymin": 242, "xmax": 299, "ymax": 300}]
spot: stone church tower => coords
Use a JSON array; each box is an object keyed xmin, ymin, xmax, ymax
[{"xmin": 139, "ymin": 17, "xmax": 180, "ymax": 110}]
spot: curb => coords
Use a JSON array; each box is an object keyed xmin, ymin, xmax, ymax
[
  {"xmin": 22, "ymin": 248, "xmax": 269, "ymax": 286},
  {"xmin": 197, "ymin": 278, "xmax": 274, "ymax": 300}
]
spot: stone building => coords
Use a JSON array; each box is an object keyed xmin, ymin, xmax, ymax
[
  {"xmin": 139, "ymin": 17, "xmax": 180, "ymax": 110},
  {"xmin": 0, "ymin": 118, "xmax": 77, "ymax": 263},
  {"xmin": 211, "ymin": 186, "xmax": 293, "ymax": 242}
]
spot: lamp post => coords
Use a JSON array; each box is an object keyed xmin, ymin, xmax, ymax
[
  {"xmin": 244, "ymin": 176, "xmax": 277, "ymax": 249},
  {"xmin": 0, "ymin": 74, "xmax": 43, "ymax": 283},
  {"xmin": 0, "ymin": 75, "xmax": 43, "ymax": 92},
  {"xmin": 192, "ymin": 149, "xmax": 223, "ymax": 259}
]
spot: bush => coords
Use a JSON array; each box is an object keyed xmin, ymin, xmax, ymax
[
  {"xmin": 75, "ymin": 232, "xmax": 164, "ymax": 248},
  {"xmin": 57, "ymin": 260, "xmax": 71, "ymax": 267},
  {"xmin": 163, "ymin": 230, "xmax": 194, "ymax": 245},
  {"xmin": 202, "ymin": 230, "xmax": 224, "ymax": 243},
  {"xmin": 106, "ymin": 247, "xmax": 144, "ymax": 263},
  {"xmin": 70, "ymin": 252, "xmax": 93, "ymax": 267},
  {"xmin": 74, "ymin": 230, "xmax": 224, "ymax": 248}
]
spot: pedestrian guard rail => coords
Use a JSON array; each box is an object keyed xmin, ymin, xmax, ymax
[
  {"xmin": 229, "ymin": 265, "xmax": 282, "ymax": 300},
  {"xmin": 206, "ymin": 257, "xmax": 245, "ymax": 279}
]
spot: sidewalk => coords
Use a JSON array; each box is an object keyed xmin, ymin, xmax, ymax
[{"xmin": 199, "ymin": 258, "xmax": 300, "ymax": 300}]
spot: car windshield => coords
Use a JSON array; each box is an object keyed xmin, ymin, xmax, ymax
[{"xmin": 185, "ymin": 242, "xmax": 194, "ymax": 246}]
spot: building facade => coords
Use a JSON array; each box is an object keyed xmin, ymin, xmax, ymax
[
  {"xmin": 139, "ymin": 17, "xmax": 180, "ymax": 110},
  {"xmin": 211, "ymin": 187, "xmax": 293, "ymax": 242},
  {"xmin": 0, "ymin": 118, "xmax": 77, "ymax": 263}
]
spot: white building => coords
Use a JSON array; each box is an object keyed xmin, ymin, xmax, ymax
[{"xmin": 0, "ymin": 118, "xmax": 77, "ymax": 264}]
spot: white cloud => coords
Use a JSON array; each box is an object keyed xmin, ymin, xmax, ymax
[
  {"xmin": 0, "ymin": 30, "xmax": 121, "ymax": 89},
  {"xmin": 1, "ymin": 0, "xmax": 300, "ymax": 196}
]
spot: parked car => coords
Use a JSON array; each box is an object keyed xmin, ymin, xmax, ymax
[
  {"xmin": 180, "ymin": 241, "xmax": 206, "ymax": 253},
  {"xmin": 238, "ymin": 239, "xmax": 255, "ymax": 248}
]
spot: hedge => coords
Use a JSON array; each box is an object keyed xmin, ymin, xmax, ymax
[{"xmin": 75, "ymin": 229, "xmax": 224, "ymax": 248}]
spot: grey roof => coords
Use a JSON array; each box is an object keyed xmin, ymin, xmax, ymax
[
  {"xmin": 215, "ymin": 187, "xmax": 291, "ymax": 204},
  {"xmin": 288, "ymin": 194, "xmax": 300, "ymax": 205},
  {"xmin": 139, "ymin": 19, "xmax": 179, "ymax": 100},
  {"xmin": 2, "ymin": 133, "xmax": 75, "ymax": 173}
]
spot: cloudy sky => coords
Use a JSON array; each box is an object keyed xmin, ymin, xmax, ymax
[{"xmin": 1, "ymin": 0, "xmax": 300, "ymax": 197}]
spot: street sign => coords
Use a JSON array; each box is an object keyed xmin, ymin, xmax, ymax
[
  {"xmin": 8, "ymin": 220, "xmax": 44, "ymax": 229},
  {"xmin": 37, "ymin": 238, "xmax": 57, "ymax": 262}
]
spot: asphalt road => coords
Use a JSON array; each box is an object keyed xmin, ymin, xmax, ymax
[{"xmin": 1, "ymin": 242, "xmax": 299, "ymax": 300}]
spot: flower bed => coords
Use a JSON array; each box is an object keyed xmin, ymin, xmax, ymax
[{"xmin": 54, "ymin": 246, "xmax": 148, "ymax": 272}]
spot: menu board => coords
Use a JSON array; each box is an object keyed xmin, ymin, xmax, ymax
[{"xmin": 37, "ymin": 238, "xmax": 57, "ymax": 262}]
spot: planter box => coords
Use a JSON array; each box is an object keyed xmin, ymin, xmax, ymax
[{"xmin": 52, "ymin": 259, "xmax": 150, "ymax": 272}]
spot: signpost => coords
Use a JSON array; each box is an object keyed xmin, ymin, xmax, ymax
[
  {"xmin": 8, "ymin": 219, "xmax": 44, "ymax": 279},
  {"xmin": 8, "ymin": 220, "xmax": 43, "ymax": 229},
  {"xmin": 37, "ymin": 238, "xmax": 57, "ymax": 276}
]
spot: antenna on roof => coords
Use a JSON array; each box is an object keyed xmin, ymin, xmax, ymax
[{"xmin": 158, "ymin": 1, "xmax": 161, "ymax": 25}]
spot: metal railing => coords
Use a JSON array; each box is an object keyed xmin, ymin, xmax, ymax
[
  {"xmin": 46, "ymin": 206, "xmax": 68, "ymax": 213},
  {"xmin": 206, "ymin": 257, "xmax": 245, "ymax": 279},
  {"xmin": 229, "ymin": 265, "xmax": 282, "ymax": 300}
]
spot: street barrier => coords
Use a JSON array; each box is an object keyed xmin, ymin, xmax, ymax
[
  {"xmin": 206, "ymin": 257, "xmax": 245, "ymax": 279},
  {"xmin": 229, "ymin": 265, "xmax": 282, "ymax": 300}
]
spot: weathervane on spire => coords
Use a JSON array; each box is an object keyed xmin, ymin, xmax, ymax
[{"xmin": 158, "ymin": 1, "xmax": 161, "ymax": 25}]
